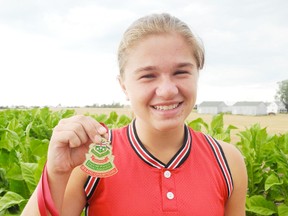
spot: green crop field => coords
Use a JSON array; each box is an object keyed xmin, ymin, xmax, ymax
[
  {"xmin": 0, "ymin": 108, "xmax": 287, "ymax": 215},
  {"xmin": 55, "ymin": 107, "xmax": 288, "ymax": 142}
]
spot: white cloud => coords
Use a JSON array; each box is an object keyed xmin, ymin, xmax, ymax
[
  {"xmin": 0, "ymin": 0, "xmax": 287, "ymax": 106},
  {"xmin": 44, "ymin": 5, "xmax": 135, "ymax": 41}
]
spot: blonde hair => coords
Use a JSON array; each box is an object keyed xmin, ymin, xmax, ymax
[{"xmin": 118, "ymin": 13, "xmax": 205, "ymax": 77}]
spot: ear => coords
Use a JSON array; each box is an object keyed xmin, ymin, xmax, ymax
[{"xmin": 117, "ymin": 75, "xmax": 129, "ymax": 100}]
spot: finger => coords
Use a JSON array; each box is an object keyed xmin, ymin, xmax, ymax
[
  {"xmin": 60, "ymin": 122, "xmax": 90, "ymax": 145},
  {"xmin": 73, "ymin": 115, "xmax": 108, "ymax": 143},
  {"xmin": 51, "ymin": 130, "xmax": 83, "ymax": 148},
  {"xmin": 96, "ymin": 123, "xmax": 108, "ymax": 135},
  {"xmin": 56, "ymin": 115, "xmax": 108, "ymax": 144}
]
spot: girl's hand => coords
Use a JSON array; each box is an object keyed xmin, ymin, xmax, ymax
[{"xmin": 46, "ymin": 115, "xmax": 108, "ymax": 175}]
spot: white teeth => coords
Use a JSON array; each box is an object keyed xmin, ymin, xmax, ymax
[{"xmin": 154, "ymin": 104, "xmax": 179, "ymax": 110}]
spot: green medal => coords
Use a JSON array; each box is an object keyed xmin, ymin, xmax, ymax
[{"xmin": 80, "ymin": 138, "xmax": 118, "ymax": 178}]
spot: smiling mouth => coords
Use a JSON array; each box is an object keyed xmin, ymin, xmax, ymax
[{"xmin": 152, "ymin": 103, "xmax": 181, "ymax": 111}]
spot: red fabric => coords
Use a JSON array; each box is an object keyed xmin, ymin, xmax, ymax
[
  {"xmin": 37, "ymin": 164, "xmax": 59, "ymax": 216},
  {"xmin": 37, "ymin": 173, "xmax": 47, "ymax": 216},
  {"xmin": 84, "ymin": 123, "xmax": 233, "ymax": 215}
]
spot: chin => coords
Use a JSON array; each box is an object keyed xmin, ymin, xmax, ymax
[{"xmin": 153, "ymin": 119, "xmax": 184, "ymax": 132}]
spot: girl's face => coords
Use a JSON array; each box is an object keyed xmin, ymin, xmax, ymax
[{"xmin": 119, "ymin": 33, "xmax": 199, "ymax": 132}]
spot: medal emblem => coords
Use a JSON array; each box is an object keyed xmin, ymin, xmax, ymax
[{"xmin": 80, "ymin": 138, "xmax": 118, "ymax": 178}]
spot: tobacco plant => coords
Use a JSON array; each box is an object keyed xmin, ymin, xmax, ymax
[
  {"xmin": 0, "ymin": 109, "xmax": 287, "ymax": 215},
  {"xmin": 237, "ymin": 124, "xmax": 288, "ymax": 216},
  {"xmin": 0, "ymin": 108, "xmax": 75, "ymax": 215}
]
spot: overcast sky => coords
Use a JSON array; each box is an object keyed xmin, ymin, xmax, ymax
[{"xmin": 0, "ymin": 0, "xmax": 287, "ymax": 107}]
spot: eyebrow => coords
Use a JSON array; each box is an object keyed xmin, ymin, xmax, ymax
[
  {"xmin": 134, "ymin": 62, "xmax": 195, "ymax": 74},
  {"xmin": 134, "ymin": 66, "xmax": 157, "ymax": 74},
  {"xmin": 176, "ymin": 62, "xmax": 195, "ymax": 69}
]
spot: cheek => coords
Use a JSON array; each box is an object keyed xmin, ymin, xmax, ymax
[
  {"xmin": 126, "ymin": 84, "xmax": 155, "ymax": 105},
  {"xmin": 179, "ymin": 79, "xmax": 198, "ymax": 94},
  {"xmin": 129, "ymin": 87, "xmax": 152, "ymax": 101}
]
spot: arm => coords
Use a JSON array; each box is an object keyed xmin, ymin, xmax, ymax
[
  {"xmin": 21, "ymin": 168, "xmax": 87, "ymax": 216},
  {"xmin": 219, "ymin": 141, "xmax": 248, "ymax": 216},
  {"xmin": 21, "ymin": 115, "xmax": 107, "ymax": 216},
  {"xmin": 61, "ymin": 167, "xmax": 88, "ymax": 216}
]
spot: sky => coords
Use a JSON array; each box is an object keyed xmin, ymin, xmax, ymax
[{"xmin": 0, "ymin": 0, "xmax": 287, "ymax": 107}]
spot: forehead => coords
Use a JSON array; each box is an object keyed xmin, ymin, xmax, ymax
[
  {"xmin": 131, "ymin": 32, "xmax": 191, "ymax": 53},
  {"xmin": 123, "ymin": 33, "xmax": 196, "ymax": 73}
]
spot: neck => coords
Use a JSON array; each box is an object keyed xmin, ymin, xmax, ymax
[{"xmin": 135, "ymin": 120, "xmax": 185, "ymax": 164}]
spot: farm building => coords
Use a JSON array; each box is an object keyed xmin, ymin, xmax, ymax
[
  {"xmin": 266, "ymin": 102, "xmax": 278, "ymax": 114},
  {"xmin": 232, "ymin": 101, "xmax": 267, "ymax": 115},
  {"xmin": 197, "ymin": 101, "xmax": 229, "ymax": 114},
  {"xmin": 265, "ymin": 101, "xmax": 287, "ymax": 114}
]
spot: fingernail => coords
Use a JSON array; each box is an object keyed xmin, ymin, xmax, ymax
[{"xmin": 99, "ymin": 126, "xmax": 107, "ymax": 134}]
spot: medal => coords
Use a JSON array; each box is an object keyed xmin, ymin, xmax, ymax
[{"xmin": 80, "ymin": 137, "xmax": 118, "ymax": 178}]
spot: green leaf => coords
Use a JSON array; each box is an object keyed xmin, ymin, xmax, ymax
[
  {"xmin": 60, "ymin": 109, "xmax": 76, "ymax": 119},
  {"xmin": 29, "ymin": 138, "xmax": 49, "ymax": 158},
  {"xmin": 24, "ymin": 122, "xmax": 33, "ymax": 139},
  {"xmin": 105, "ymin": 111, "xmax": 118, "ymax": 126},
  {"xmin": 0, "ymin": 191, "xmax": 25, "ymax": 212},
  {"xmin": 94, "ymin": 114, "xmax": 108, "ymax": 123},
  {"xmin": 265, "ymin": 173, "xmax": 283, "ymax": 191},
  {"xmin": 278, "ymin": 204, "xmax": 288, "ymax": 216},
  {"xmin": 0, "ymin": 149, "xmax": 10, "ymax": 169},
  {"xmin": 210, "ymin": 113, "xmax": 224, "ymax": 134},
  {"xmin": 8, "ymin": 180, "xmax": 30, "ymax": 199},
  {"xmin": 20, "ymin": 162, "xmax": 37, "ymax": 193},
  {"xmin": 187, "ymin": 117, "xmax": 209, "ymax": 132},
  {"xmin": 0, "ymin": 129, "xmax": 19, "ymax": 151},
  {"xmin": 213, "ymin": 133, "xmax": 228, "ymax": 141},
  {"xmin": 117, "ymin": 115, "xmax": 131, "ymax": 127},
  {"xmin": 0, "ymin": 168, "xmax": 9, "ymax": 189},
  {"xmin": 226, "ymin": 124, "xmax": 238, "ymax": 131},
  {"xmin": 5, "ymin": 163, "xmax": 22, "ymax": 181},
  {"xmin": 246, "ymin": 195, "xmax": 276, "ymax": 215}
]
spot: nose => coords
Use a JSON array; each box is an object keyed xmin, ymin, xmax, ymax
[{"xmin": 155, "ymin": 77, "xmax": 178, "ymax": 99}]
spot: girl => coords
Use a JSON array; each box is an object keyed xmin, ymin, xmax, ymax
[{"xmin": 22, "ymin": 13, "xmax": 247, "ymax": 216}]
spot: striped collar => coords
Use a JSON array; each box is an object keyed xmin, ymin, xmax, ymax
[{"xmin": 127, "ymin": 120, "xmax": 192, "ymax": 169}]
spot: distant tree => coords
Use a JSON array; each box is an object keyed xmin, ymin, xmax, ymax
[
  {"xmin": 85, "ymin": 102, "xmax": 124, "ymax": 108},
  {"xmin": 100, "ymin": 102, "xmax": 124, "ymax": 108},
  {"xmin": 275, "ymin": 79, "xmax": 288, "ymax": 111}
]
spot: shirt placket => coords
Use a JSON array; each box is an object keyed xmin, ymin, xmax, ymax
[{"xmin": 161, "ymin": 168, "xmax": 178, "ymax": 212}]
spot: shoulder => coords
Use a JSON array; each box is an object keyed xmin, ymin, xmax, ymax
[
  {"xmin": 217, "ymin": 140, "xmax": 247, "ymax": 186},
  {"xmin": 189, "ymin": 128, "xmax": 246, "ymax": 184},
  {"xmin": 217, "ymin": 140, "xmax": 246, "ymax": 178},
  {"xmin": 217, "ymin": 140, "xmax": 248, "ymax": 215}
]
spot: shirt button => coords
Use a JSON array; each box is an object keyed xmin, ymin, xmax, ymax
[
  {"xmin": 164, "ymin": 170, "xmax": 171, "ymax": 178},
  {"xmin": 167, "ymin": 192, "xmax": 174, "ymax": 200}
]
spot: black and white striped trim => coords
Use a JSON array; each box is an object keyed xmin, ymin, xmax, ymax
[
  {"xmin": 127, "ymin": 120, "xmax": 192, "ymax": 169},
  {"xmin": 204, "ymin": 134, "xmax": 234, "ymax": 198}
]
